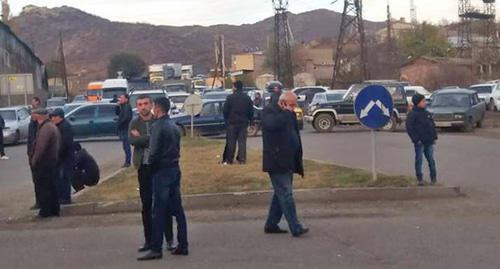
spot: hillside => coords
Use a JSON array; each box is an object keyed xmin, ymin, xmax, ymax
[{"xmin": 12, "ymin": 5, "xmax": 385, "ymax": 81}]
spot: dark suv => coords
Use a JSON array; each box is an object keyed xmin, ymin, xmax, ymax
[{"xmin": 305, "ymin": 81, "xmax": 409, "ymax": 132}]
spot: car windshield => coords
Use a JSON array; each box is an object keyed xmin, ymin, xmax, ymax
[
  {"xmin": 170, "ymin": 96, "xmax": 188, "ymax": 104},
  {"xmin": 204, "ymin": 93, "xmax": 229, "ymax": 100},
  {"xmin": 0, "ymin": 110, "xmax": 16, "ymax": 121},
  {"xmin": 103, "ymin": 88, "xmax": 127, "ymax": 99},
  {"xmin": 431, "ymin": 93, "xmax": 470, "ymax": 107},
  {"xmin": 130, "ymin": 93, "xmax": 166, "ymax": 106},
  {"xmin": 326, "ymin": 93, "xmax": 344, "ymax": 102},
  {"xmin": 164, "ymin": 84, "xmax": 186, "ymax": 92},
  {"xmin": 470, "ymin": 86, "xmax": 493, "ymax": 94},
  {"xmin": 47, "ymin": 99, "xmax": 66, "ymax": 107}
]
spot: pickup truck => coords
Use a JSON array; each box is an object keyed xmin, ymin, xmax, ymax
[{"xmin": 305, "ymin": 81, "xmax": 409, "ymax": 132}]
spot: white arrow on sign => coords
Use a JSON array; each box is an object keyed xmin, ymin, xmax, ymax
[{"xmin": 360, "ymin": 100, "xmax": 391, "ymax": 119}]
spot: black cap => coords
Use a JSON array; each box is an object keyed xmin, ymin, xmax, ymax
[
  {"xmin": 49, "ymin": 108, "xmax": 65, "ymax": 118},
  {"xmin": 412, "ymin": 94, "xmax": 425, "ymax": 106}
]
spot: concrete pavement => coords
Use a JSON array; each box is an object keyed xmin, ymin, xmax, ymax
[{"xmin": 0, "ymin": 140, "xmax": 123, "ymax": 220}]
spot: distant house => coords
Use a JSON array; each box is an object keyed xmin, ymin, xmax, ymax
[
  {"xmin": 0, "ymin": 21, "xmax": 48, "ymax": 107},
  {"xmin": 296, "ymin": 47, "xmax": 334, "ymax": 83},
  {"xmin": 400, "ymin": 56, "xmax": 477, "ymax": 91},
  {"xmin": 375, "ymin": 18, "xmax": 414, "ymax": 44}
]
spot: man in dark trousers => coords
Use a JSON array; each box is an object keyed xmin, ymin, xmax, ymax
[
  {"xmin": 0, "ymin": 112, "xmax": 7, "ymax": 160},
  {"xmin": 50, "ymin": 108, "xmax": 74, "ymax": 204},
  {"xmin": 117, "ymin": 94, "xmax": 133, "ymax": 168},
  {"xmin": 129, "ymin": 95, "xmax": 175, "ymax": 254},
  {"xmin": 222, "ymin": 81, "xmax": 254, "ymax": 164},
  {"xmin": 28, "ymin": 97, "xmax": 42, "ymax": 209},
  {"xmin": 262, "ymin": 90, "xmax": 309, "ymax": 237},
  {"xmin": 138, "ymin": 97, "xmax": 188, "ymax": 261},
  {"xmin": 29, "ymin": 108, "xmax": 61, "ymax": 218},
  {"xmin": 406, "ymin": 94, "xmax": 438, "ymax": 186}
]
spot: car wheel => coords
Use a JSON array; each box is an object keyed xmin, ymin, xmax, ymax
[
  {"xmin": 489, "ymin": 99, "xmax": 496, "ymax": 111},
  {"xmin": 462, "ymin": 118, "xmax": 474, "ymax": 132},
  {"xmin": 313, "ymin": 113, "xmax": 335, "ymax": 133},
  {"xmin": 382, "ymin": 116, "xmax": 398, "ymax": 132},
  {"xmin": 247, "ymin": 123, "xmax": 260, "ymax": 137},
  {"xmin": 13, "ymin": 130, "xmax": 21, "ymax": 145}
]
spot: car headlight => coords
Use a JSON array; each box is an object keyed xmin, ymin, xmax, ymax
[{"xmin": 454, "ymin": 114, "xmax": 464, "ymax": 120}]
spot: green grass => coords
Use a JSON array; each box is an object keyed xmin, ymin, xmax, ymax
[{"xmin": 76, "ymin": 137, "xmax": 415, "ymax": 203}]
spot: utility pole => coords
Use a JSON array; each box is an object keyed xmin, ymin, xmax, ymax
[
  {"xmin": 211, "ymin": 35, "xmax": 225, "ymax": 89},
  {"xmin": 457, "ymin": 0, "xmax": 472, "ymax": 58},
  {"xmin": 272, "ymin": 0, "xmax": 294, "ymax": 88},
  {"xmin": 331, "ymin": 0, "xmax": 368, "ymax": 88}
]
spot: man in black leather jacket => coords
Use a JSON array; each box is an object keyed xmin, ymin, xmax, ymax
[
  {"xmin": 261, "ymin": 90, "xmax": 309, "ymax": 238},
  {"xmin": 138, "ymin": 97, "xmax": 188, "ymax": 261}
]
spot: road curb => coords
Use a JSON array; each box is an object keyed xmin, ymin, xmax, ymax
[{"xmin": 61, "ymin": 186, "xmax": 464, "ymax": 217}]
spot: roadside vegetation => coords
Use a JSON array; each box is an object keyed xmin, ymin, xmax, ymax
[{"xmin": 76, "ymin": 138, "xmax": 415, "ymax": 203}]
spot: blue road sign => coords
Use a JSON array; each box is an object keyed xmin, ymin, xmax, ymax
[{"xmin": 354, "ymin": 85, "xmax": 394, "ymax": 129}]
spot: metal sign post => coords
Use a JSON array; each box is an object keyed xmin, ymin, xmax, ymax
[
  {"xmin": 183, "ymin": 94, "xmax": 203, "ymax": 139},
  {"xmin": 354, "ymin": 85, "xmax": 394, "ymax": 181}
]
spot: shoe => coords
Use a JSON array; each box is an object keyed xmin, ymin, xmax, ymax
[
  {"xmin": 417, "ymin": 181, "xmax": 425, "ymax": 187},
  {"xmin": 265, "ymin": 227, "xmax": 288, "ymax": 234},
  {"xmin": 138, "ymin": 245, "xmax": 150, "ymax": 252},
  {"xmin": 165, "ymin": 241, "xmax": 176, "ymax": 252},
  {"xmin": 238, "ymin": 161, "xmax": 246, "ymax": 165},
  {"xmin": 0, "ymin": 156, "xmax": 8, "ymax": 160},
  {"xmin": 292, "ymin": 227, "xmax": 310, "ymax": 237},
  {"xmin": 122, "ymin": 163, "xmax": 131, "ymax": 168},
  {"xmin": 430, "ymin": 181, "xmax": 437, "ymax": 186},
  {"xmin": 171, "ymin": 248, "xmax": 189, "ymax": 256},
  {"xmin": 137, "ymin": 251, "xmax": 162, "ymax": 261},
  {"xmin": 29, "ymin": 204, "xmax": 40, "ymax": 210}
]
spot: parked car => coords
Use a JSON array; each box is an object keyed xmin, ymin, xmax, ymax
[
  {"xmin": 46, "ymin": 97, "xmax": 67, "ymax": 110},
  {"xmin": 203, "ymin": 91, "xmax": 231, "ymax": 100},
  {"xmin": 305, "ymin": 81, "xmax": 409, "ymax": 133},
  {"xmin": 293, "ymin": 86, "xmax": 330, "ymax": 108},
  {"xmin": 404, "ymin": 86, "xmax": 432, "ymax": 104},
  {"xmin": 163, "ymin": 83, "xmax": 187, "ymax": 93},
  {"xmin": 63, "ymin": 103, "xmax": 86, "ymax": 114},
  {"xmin": 428, "ymin": 88, "xmax": 486, "ymax": 132},
  {"xmin": 65, "ymin": 103, "xmax": 119, "ymax": 138},
  {"xmin": 469, "ymin": 83, "xmax": 500, "ymax": 111},
  {"xmin": 169, "ymin": 92, "xmax": 190, "ymax": 111},
  {"xmin": 308, "ymin": 90, "xmax": 347, "ymax": 112},
  {"xmin": 72, "ymin": 95, "xmax": 86, "ymax": 103},
  {"xmin": 0, "ymin": 106, "xmax": 31, "ymax": 144},
  {"xmin": 172, "ymin": 100, "xmax": 227, "ymax": 136}
]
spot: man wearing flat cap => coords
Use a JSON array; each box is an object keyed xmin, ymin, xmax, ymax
[
  {"xmin": 50, "ymin": 108, "xmax": 74, "ymax": 205},
  {"xmin": 30, "ymin": 108, "xmax": 61, "ymax": 218}
]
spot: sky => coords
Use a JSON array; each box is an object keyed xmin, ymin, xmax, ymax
[{"xmin": 7, "ymin": 0, "xmax": 481, "ymax": 26}]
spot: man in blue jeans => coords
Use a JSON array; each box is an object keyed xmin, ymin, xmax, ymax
[
  {"xmin": 261, "ymin": 89, "xmax": 309, "ymax": 237},
  {"xmin": 406, "ymin": 93, "xmax": 438, "ymax": 186},
  {"xmin": 117, "ymin": 94, "xmax": 132, "ymax": 167},
  {"xmin": 138, "ymin": 97, "xmax": 188, "ymax": 261}
]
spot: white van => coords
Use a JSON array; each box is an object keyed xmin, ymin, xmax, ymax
[{"xmin": 102, "ymin": 79, "xmax": 129, "ymax": 101}]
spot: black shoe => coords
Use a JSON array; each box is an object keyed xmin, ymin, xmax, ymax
[
  {"xmin": 265, "ymin": 227, "xmax": 288, "ymax": 234},
  {"xmin": 430, "ymin": 180, "xmax": 437, "ymax": 186},
  {"xmin": 292, "ymin": 227, "xmax": 310, "ymax": 237},
  {"xmin": 30, "ymin": 204, "xmax": 39, "ymax": 210},
  {"xmin": 165, "ymin": 241, "xmax": 176, "ymax": 251},
  {"xmin": 137, "ymin": 251, "xmax": 162, "ymax": 261},
  {"xmin": 171, "ymin": 248, "xmax": 189, "ymax": 256},
  {"xmin": 417, "ymin": 181, "xmax": 425, "ymax": 187},
  {"xmin": 138, "ymin": 245, "xmax": 150, "ymax": 252},
  {"xmin": 122, "ymin": 163, "xmax": 131, "ymax": 168}
]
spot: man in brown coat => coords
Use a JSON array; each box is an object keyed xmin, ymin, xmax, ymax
[{"xmin": 29, "ymin": 108, "xmax": 61, "ymax": 218}]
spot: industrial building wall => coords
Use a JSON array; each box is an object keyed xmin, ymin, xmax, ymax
[{"xmin": 0, "ymin": 22, "xmax": 48, "ymax": 107}]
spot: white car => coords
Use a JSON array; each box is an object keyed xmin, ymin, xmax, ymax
[
  {"xmin": 0, "ymin": 106, "xmax": 31, "ymax": 144},
  {"xmin": 168, "ymin": 92, "xmax": 190, "ymax": 112},
  {"xmin": 129, "ymin": 89, "xmax": 179, "ymax": 115},
  {"xmin": 308, "ymin": 90, "xmax": 347, "ymax": 112},
  {"xmin": 404, "ymin": 86, "xmax": 432, "ymax": 104},
  {"xmin": 469, "ymin": 83, "xmax": 500, "ymax": 111},
  {"xmin": 293, "ymin": 86, "xmax": 330, "ymax": 106}
]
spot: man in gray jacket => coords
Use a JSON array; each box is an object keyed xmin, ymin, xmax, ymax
[{"xmin": 29, "ymin": 108, "xmax": 61, "ymax": 218}]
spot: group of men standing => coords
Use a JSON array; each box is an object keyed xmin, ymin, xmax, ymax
[{"xmin": 26, "ymin": 97, "xmax": 74, "ymax": 218}]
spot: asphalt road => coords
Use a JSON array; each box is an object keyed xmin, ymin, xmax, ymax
[{"xmin": 0, "ymin": 140, "xmax": 123, "ymax": 220}]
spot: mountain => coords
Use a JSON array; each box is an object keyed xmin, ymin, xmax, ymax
[{"xmin": 12, "ymin": 5, "xmax": 385, "ymax": 81}]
